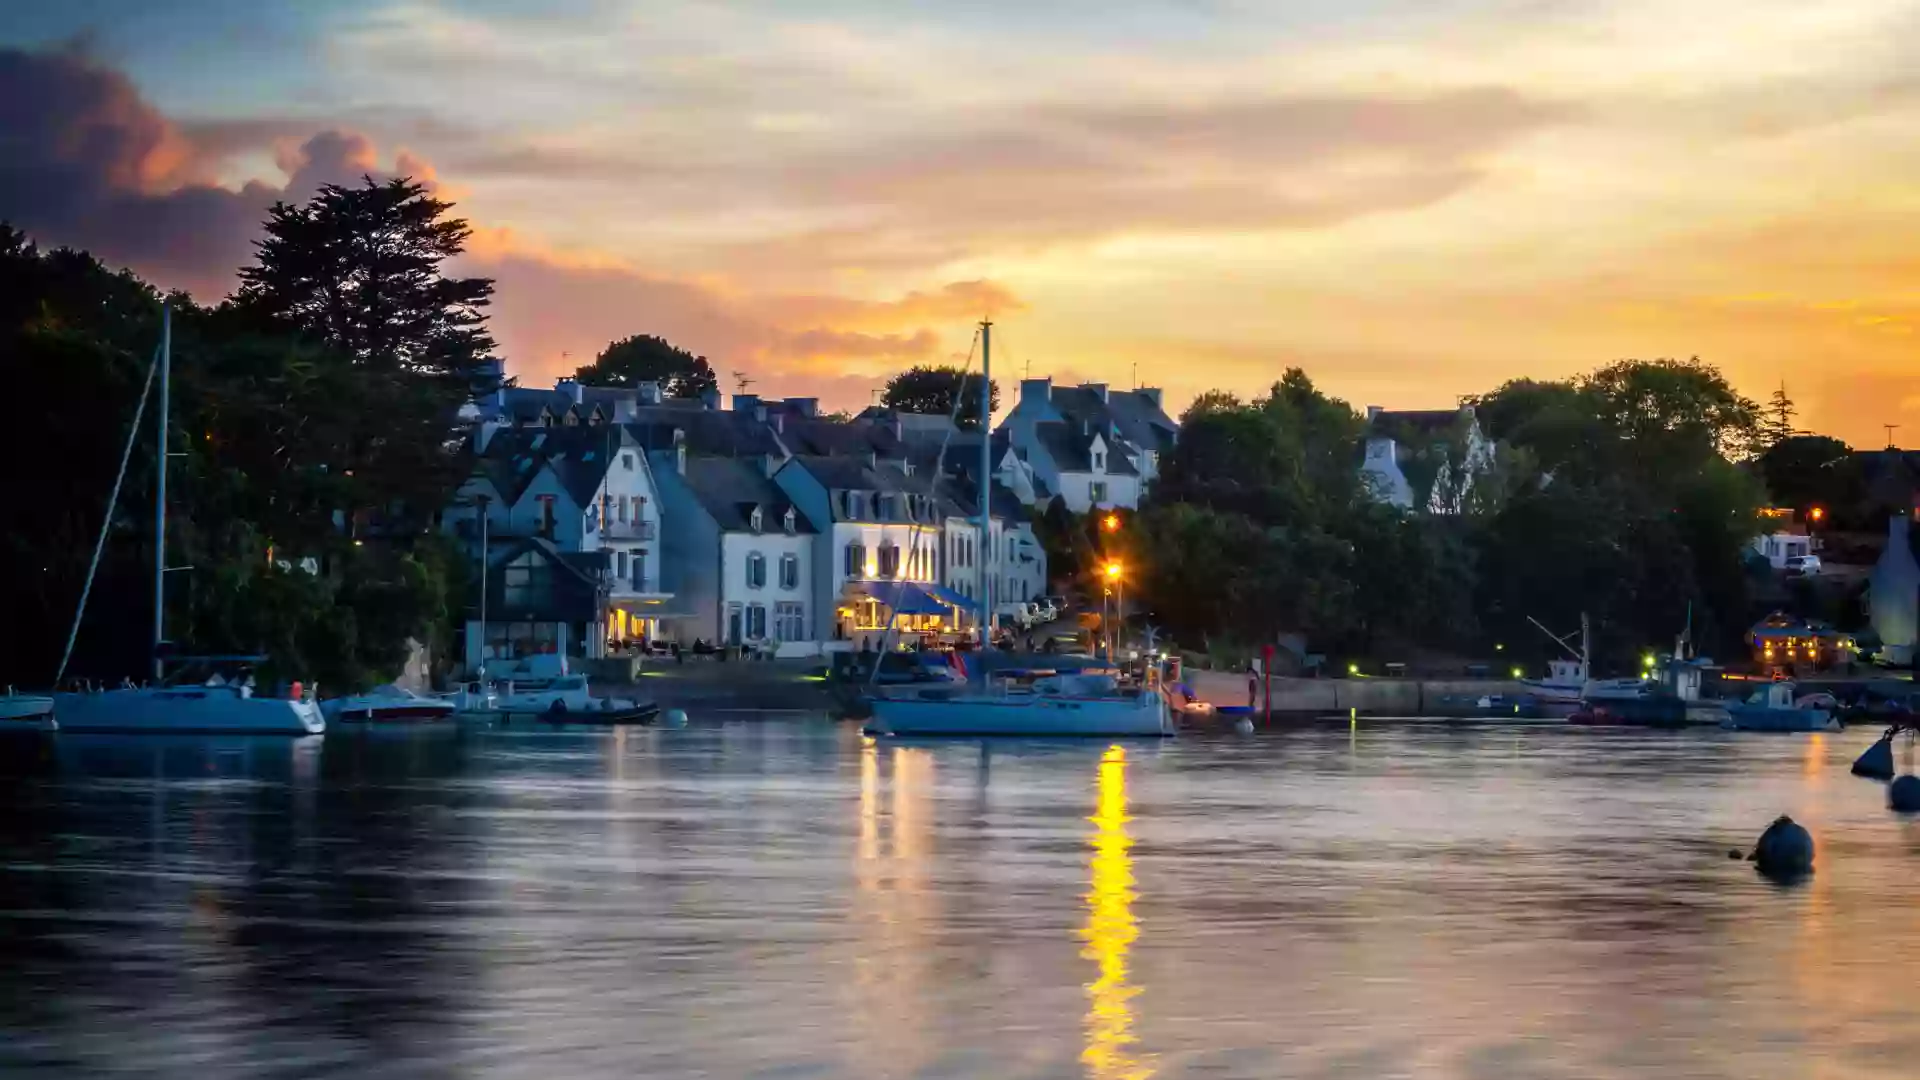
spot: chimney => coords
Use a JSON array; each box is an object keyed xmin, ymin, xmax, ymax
[
  {"xmin": 733, "ymin": 393, "xmax": 761, "ymax": 414},
  {"xmin": 785, "ymin": 397, "xmax": 818, "ymax": 418},
  {"xmin": 613, "ymin": 397, "xmax": 636, "ymax": 422},
  {"xmin": 1366, "ymin": 405, "xmax": 1384, "ymax": 422},
  {"xmin": 755, "ymin": 404, "xmax": 768, "ymax": 424},
  {"xmin": 1140, "ymin": 387, "xmax": 1163, "ymax": 410},
  {"xmin": 700, "ymin": 388, "xmax": 721, "ymax": 411},
  {"xmin": 674, "ymin": 430, "xmax": 688, "ymax": 475},
  {"xmin": 1087, "ymin": 382, "xmax": 1109, "ymax": 403},
  {"xmin": 558, "ymin": 377, "xmax": 583, "ymax": 405},
  {"xmin": 1019, "ymin": 378, "xmax": 1052, "ymax": 408},
  {"xmin": 636, "ymin": 381, "xmax": 663, "ymax": 406}
]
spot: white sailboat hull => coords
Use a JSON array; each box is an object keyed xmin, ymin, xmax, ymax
[
  {"xmin": 52, "ymin": 688, "xmax": 325, "ymax": 735},
  {"xmin": 0, "ymin": 694, "xmax": 56, "ymax": 731},
  {"xmin": 867, "ymin": 691, "xmax": 1174, "ymax": 737}
]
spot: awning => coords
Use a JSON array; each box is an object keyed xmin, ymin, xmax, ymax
[
  {"xmin": 853, "ymin": 581, "xmax": 951, "ymax": 616},
  {"xmin": 925, "ymin": 583, "xmax": 972, "ymax": 609}
]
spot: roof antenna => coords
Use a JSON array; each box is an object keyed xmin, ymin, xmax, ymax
[
  {"xmin": 1886, "ymin": 423, "xmax": 1902, "ymax": 449},
  {"xmin": 1131, "ymin": 361, "xmax": 1137, "ymax": 390},
  {"xmin": 732, "ymin": 370, "xmax": 755, "ymax": 394}
]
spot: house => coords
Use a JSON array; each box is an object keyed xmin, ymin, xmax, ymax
[
  {"xmin": 1749, "ymin": 528, "xmax": 1814, "ymax": 569},
  {"xmin": 774, "ymin": 454, "xmax": 967, "ymax": 643},
  {"xmin": 1360, "ymin": 405, "xmax": 1495, "ymax": 514},
  {"xmin": 443, "ymin": 423, "xmax": 673, "ymax": 670},
  {"xmin": 465, "ymin": 537, "xmax": 611, "ymax": 671},
  {"xmin": 997, "ymin": 379, "xmax": 1177, "ymax": 512},
  {"xmin": 651, "ymin": 453, "xmax": 818, "ymax": 650}
]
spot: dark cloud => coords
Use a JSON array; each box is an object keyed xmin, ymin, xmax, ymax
[{"xmin": 0, "ymin": 46, "xmax": 430, "ymax": 298}]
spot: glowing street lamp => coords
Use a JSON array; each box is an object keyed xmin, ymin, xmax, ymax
[{"xmin": 1103, "ymin": 513, "xmax": 1120, "ymax": 533}]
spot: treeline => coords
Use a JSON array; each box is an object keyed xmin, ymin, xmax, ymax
[
  {"xmin": 0, "ymin": 178, "xmax": 490, "ymax": 689},
  {"xmin": 1131, "ymin": 360, "xmax": 1773, "ymax": 671}
]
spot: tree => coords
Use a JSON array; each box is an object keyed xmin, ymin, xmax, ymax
[
  {"xmin": 1582, "ymin": 357, "xmax": 1760, "ymax": 461},
  {"xmin": 1759, "ymin": 383, "xmax": 1799, "ymax": 448},
  {"xmin": 1758, "ymin": 434, "xmax": 1863, "ymax": 518},
  {"xmin": 235, "ymin": 176, "xmax": 496, "ymax": 377},
  {"xmin": 573, "ymin": 334, "xmax": 719, "ymax": 398},
  {"xmin": 882, "ymin": 365, "xmax": 999, "ymax": 429}
]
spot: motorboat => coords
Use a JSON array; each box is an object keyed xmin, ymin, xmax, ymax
[
  {"xmin": 323, "ymin": 684, "xmax": 459, "ymax": 724},
  {"xmin": 454, "ymin": 657, "xmax": 657, "ymax": 723},
  {"xmin": 53, "ymin": 671, "xmax": 324, "ymax": 736},
  {"xmin": 0, "ymin": 688, "xmax": 56, "ymax": 732},
  {"xmin": 1723, "ymin": 683, "xmax": 1840, "ymax": 732},
  {"xmin": 866, "ymin": 671, "xmax": 1175, "ymax": 738}
]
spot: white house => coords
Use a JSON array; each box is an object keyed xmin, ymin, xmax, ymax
[
  {"xmin": 775, "ymin": 455, "xmax": 962, "ymax": 644},
  {"xmin": 651, "ymin": 453, "xmax": 818, "ymax": 650},
  {"xmin": 443, "ymin": 424, "xmax": 673, "ymax": 669},
  {"xmin": 1750, "ymin": 529, "xmax": 1814, "ymax": 569},
  {"xmin": 1360, "ymin": 405, "xmax": 1496, "ymax": 514},
  {"xmin": 997, "ymin": 379, "xmax": 1178, "ymax": 512}
]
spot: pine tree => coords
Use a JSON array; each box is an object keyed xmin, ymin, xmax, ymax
[{"xmin": 1760, "ymin": 382, "xmax": 1798, "ymax": 448}]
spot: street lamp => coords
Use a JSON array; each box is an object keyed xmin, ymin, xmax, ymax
[
  {"xmin": 1104, "ymin": 561, "xmax": 1124, "ymax": 659},
  {"xmin": 1102, "ymin": 513, "xmax": 1120, "ymax": 533}
]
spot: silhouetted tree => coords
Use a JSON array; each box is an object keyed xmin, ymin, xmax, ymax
[
  {"xmin": 881, "ymin": 365, "xmax": 999, "ymax": 429},
  {"xmin": 573, "ymin": 334, "xmax": 718, "ymax": 398}
]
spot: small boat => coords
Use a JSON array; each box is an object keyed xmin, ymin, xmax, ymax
[
  {"xmin": 1522, "ymin": 659, "xmax": 1649, "ymax": 705},
  {"xmin": 323, "ymin": 684, "xmax": 458, "ymax": 724},
  {"xmin": 866, "ymin": 671, "xmax": 1174, "ymax": 738},
  {"xmin": 455, "ymin": 657, "xmax": 656, "ymax": 724},
  {"xmin": 0, "ymin": 688, "xmax": 56, "ymax": 732},
  {"xmin": 1722, "ymin": 682, "xmax": 1839, "ymax": 732}
]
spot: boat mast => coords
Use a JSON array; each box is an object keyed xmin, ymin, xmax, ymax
[
  {"xmin": 153, "ymin": 303, "xmax": 171, "ymax": 682},
  {"xmin": 977, "ymin": 318, "xmax": 993, "ymax": 646}
]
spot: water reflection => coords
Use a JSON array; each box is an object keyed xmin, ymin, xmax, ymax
[{"xmin": 1083, "ymin": 745, "xmax": 1151, "ymax": 1080}]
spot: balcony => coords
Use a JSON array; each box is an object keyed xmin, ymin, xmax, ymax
[
  {"xmin": 604, "ymin": 520, "xmax": 656, "ymax": 540},
  {"xmin": 607, "ymin": 571, "xmax": 671, "ymax": 601}
]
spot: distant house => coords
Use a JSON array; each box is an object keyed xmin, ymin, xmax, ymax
[
  {"xmin": 775, "ymin": 454, "xmax": 960, "ymax": 643},
  {"xmin": 997, "ymin": 379, "xmax": 1178, "ymax": 512},
  {"xmin": 443, "ymin": 424, "xmax": 672, "ymax": 670},
  {"xmin": 1360, "ymin": 405, "xmax": 1495, "ymax": 514},
  {"xmin": 1749, "ymin": 527, "xmax": 1814, "ymax": 569},
  {"xmin": 651, "ymin": 453, "xmax": 818, "ymax": 650}
]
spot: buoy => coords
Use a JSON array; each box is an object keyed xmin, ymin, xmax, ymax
[
  {"xmin": 1233, "ymin": 717, "xmax": 1255, "ymax": 735},
  {"xmin": 1890, "ymin": 775, "xmax": 1920, "ymax": 813},
  {"xmin": 662, "ymin": 708, "xmax": 688, "ymax": 728},
  {"xmin": 1747, "ymin": 815, "xmax": 1814, "ymax": 878},
  {"xmin": 1853, "ymin": 736, "xmax": 1897, "ymax": 780}
]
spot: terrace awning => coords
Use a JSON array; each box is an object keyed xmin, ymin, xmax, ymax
[{"xmin": 853, "ymin": 581, "xmax": 951, "ymax": 616}]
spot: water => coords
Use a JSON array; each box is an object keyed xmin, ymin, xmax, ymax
[{"xmin": 4, "ymin": 719, "xmax": 1919, "ymax": 1079}]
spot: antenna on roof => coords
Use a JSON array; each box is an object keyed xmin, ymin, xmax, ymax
[
  {"xmin": 1131, "ymin": 361, "xmax": 1137, "ymax": 389},
  {"xmin": 1886, "ymin": 423, "xmax": 1902, "ymax": 449},
  {"xmin": 732, "ymin": 370, "xmax": 755, "ymax": 394}
]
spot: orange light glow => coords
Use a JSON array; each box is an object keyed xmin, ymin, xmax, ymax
[
  {"xmin": 1104, "ymin": 562, "xmax": 1122, "ymax": 580},
  {"xmin": 1102, "ymin": 514, "xmax": 1120, "ymax": 533},
  {"xmin": 1809, "ymin": 506, "xmax": 1826, "ymax": 522}
]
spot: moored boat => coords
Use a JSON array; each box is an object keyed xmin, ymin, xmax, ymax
[
  {"xmin": 0, "ymin": 688, "xmax": 56, "ymax": 732},
  {"xmin": 323, "ymin": 684, "xmax": 459, "ymax": 724},
  {"xmin": 866, "ymin": 671, "xmax": 1174, "ymax": 738},
  {"xmin": 1722, "ymin": 683, "xmax": 1839, "ymax": 732}
]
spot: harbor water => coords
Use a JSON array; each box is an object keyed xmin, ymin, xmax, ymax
[{"xmin": 4, "ymin": 719, "xmax": 1919, "ymax": 1078}]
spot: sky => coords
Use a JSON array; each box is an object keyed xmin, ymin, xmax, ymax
[{"xmin": 3, "ymin": 0, "xmax": 1919, "ymax": 443}]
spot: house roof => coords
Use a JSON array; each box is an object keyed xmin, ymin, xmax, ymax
[
  {"xmin": 778, "ymin": 415, "xmax": 905, "ymax": 458},
  {"xmin": 680, "ymin": 456, "xmax": 818, "ymax": 534},
  {"xmin": 623, "ymin": 409, "xmax": 783, "ymax": 458},
  {"xmin": 472, "ymin": 425, "xmax": 624, "ymax": 507}
]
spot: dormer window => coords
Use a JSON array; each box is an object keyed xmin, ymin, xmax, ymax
[
  {"xmin": 1093, "ymin": 449, "xmax": 1105, "ymax": 471},
  {"xmin": 750, "ymin": 507, "xmax": 764, "ymax": 532},
  {"xmin": 783, "ymin": 507, "xmax": 796, "ymax": 534}
]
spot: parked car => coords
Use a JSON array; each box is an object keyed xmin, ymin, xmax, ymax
[
  {"xmin": 995, "ymin": 601, "xmax": 1039, "ymax": 627},
  {"xmin": 1027, "ymin": 599, "xmax": 1059, "ymax": 624},
  {"xmin": 1785, "ymin": 554, "xmax": 1823, "ymax": 575}
]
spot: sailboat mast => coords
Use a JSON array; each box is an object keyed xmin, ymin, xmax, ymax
[
  {"xmin": 977, "ymin": 318, "xmax": 993, "ymax": 643},
  {"xmin": 153, "ymin": 303, "xmax": 170, "ymax": 681}
]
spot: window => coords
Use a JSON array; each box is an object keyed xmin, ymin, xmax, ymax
[
  {"xmin": 746, "ymin": 552, "xmax": 767, "ymax": 589},
  {"xmin": 616, "ymin": 550, "xmax": 629, "ymax": 579},
  {"xmin": 622, "ymin": 452, "xmax": 635, "ymax": 471},
  {"xmin": 750, "ymin": 506, "xmax": 764, "ymax": 532},
  {"xmin": 783, "ymin": 507, "xmax": 796, "ymax": 534},
  {"xmin": 502, "ymin": 556, "xmax": 550, "ymax": 609},
  {"xmin": 775, "ymin": 601, "xmax": 805, "ymax": 641},
  {"xmin": 780, "ymin": 553, "xmax": 800, "ymax": 590},
  {"xmin": 634, "ymin": 496, "xmax": 647, "ymax": 521},
  {"xmin": 1006, "ymin": 535, "xmax": 1015, "ymax": 559},
  {"xmin": 747, "ymin": 603, "xmax": 768, "ymax": 639},
  {"xmin": 1089, "ymin": 481, "xmax": 1109, "ymax": 505},
  {"xmin": 844, "ymin": 542, "xmax": 866, "ymax": 578},
  {"xmin": 1093, "ymin": 450, "xmax": 1105, "ymax": 471},
  {"xmin": 618, "ymin": 495, "xmax": 629, "ymax": 523}
]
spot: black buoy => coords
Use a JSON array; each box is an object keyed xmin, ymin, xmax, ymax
[
  {"xmin": 1891, "ymin": 775, "xmax": 1920, "ymax": 813},
  {"xmin": 1748, "ymin": 815, "xmax": 1814, "ymax": 878},
  {"xmin": 1853, "ymin": 734, "xmax": 1896, "ymax": 780}
]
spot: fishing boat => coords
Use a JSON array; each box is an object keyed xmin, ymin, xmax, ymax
[
  {"xmin": 1722, "ymin": 682, "xmax": 1840, "ymax": 732},
  {"xmin": 0, "ymin": 689, "xmax": 56, "ymax": 732},
  {"xmin": 1519, "ymin": 614, "xmax": 1648, "ymax": 704},
  {"xmin": 323, "ymin": 684, "xmax": 459, "ymax": 724},
  {"xmin": 48, "ymin": 306, "xmax": 323, "ymax": 736}
]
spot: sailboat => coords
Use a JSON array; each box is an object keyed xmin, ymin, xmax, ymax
[
  {"xmin": 864, "ymin": 320, "xmax": 1174, "ymax": 739},
  {"xmin": 0, "ymin": 688, "xmax": 56, "ymax": 732},
  {"xmin": 1518, "ymin": 614, "xmax": 1648, "ymax": 705},
  {"xmin": 51, "ymin": 305, "xmax": 325, "ymax": 736}
]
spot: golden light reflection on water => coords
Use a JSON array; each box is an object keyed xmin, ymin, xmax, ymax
[{"xmin": 1082, "ymin": 745, "xmax": 1152, "ymax": 1080}]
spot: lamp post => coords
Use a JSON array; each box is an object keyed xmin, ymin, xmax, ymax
[
  {"xmin": 1104, "ymin": 561, "xmax": 1124, "ymax": 661},
  {"xmin": 476, "ymin": 493, "xmax": 491, "ymax": 680}
]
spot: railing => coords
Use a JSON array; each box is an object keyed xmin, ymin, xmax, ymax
[
  {"xmin": 606, "ymin": 572, "xmax": 658, "ymax": 595},
  {"xmin": 603, "ymin": 520, "xmax": 656, "ymax": 540}
]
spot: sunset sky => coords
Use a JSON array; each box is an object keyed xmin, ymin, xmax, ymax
[{"xmin": 5, "ymin": 0, "xmax": 1919, "ymax": 443}]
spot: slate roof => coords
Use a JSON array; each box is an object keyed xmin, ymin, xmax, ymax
[
  {"xmin": 778, "ymin": 415, "xmax": 904, "ymax": 458},
  {"xmin": 782, "ymin": 455, "xmax": 946, "ymax": 524},
  {"xmin": 623, "ymin": 409, "xmax": 783, "ymax": 458},
  {"xmin": 469, "ymin": 426, "xmax": 622, "ymax": 506},
  {"xmin": 681, "ymin": 457, "xmax": 818, "ymax": 534}
]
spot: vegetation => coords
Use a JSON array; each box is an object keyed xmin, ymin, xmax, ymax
[
  {"xmin": 1126, "ymin": 361, "xmax": 1767, "ymax": 670},
  {"xmin": 573, "ymin": 333, "xmax": 719, "ymax": 398},
  {"xmin": 881, "ymin": 365, "xmax": 999, "ymax": 429},
  {"xmin": 0, "ymin": 178, "xmax": 485, "ymax": 690}
]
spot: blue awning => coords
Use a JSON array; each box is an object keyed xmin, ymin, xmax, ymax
[
  {"xmin": 925, "ymin": 583, "xmax": 972, "ymax": 609},
  {"xmin": 859, "ymin": 581, "xmax": 950, "ymax": 616}
]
